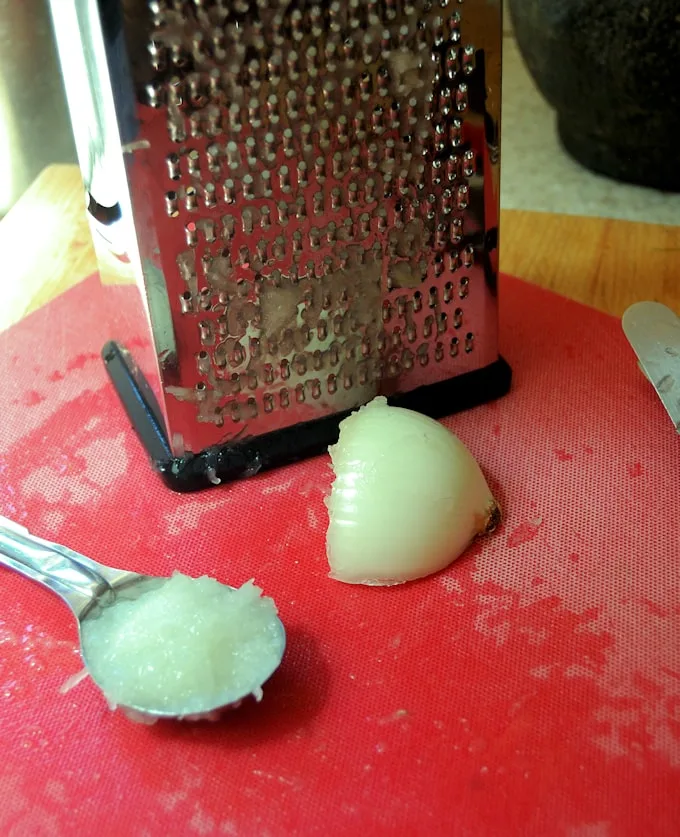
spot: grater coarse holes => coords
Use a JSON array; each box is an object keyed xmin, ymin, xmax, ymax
[{"xmin": 53, "ymin": 0, "xmax": 509, "ymax": 490}]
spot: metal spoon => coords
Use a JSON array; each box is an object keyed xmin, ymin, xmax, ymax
[
  {"xmin": 0, "ymin": 515, "xmax": 286, "ymax": 720},
  {"xmin": 622, "ymin": 301, "xmax": 680, "ymax": 434}
]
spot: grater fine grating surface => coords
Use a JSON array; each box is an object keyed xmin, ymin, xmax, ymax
[{"xmin": 52, "ymin": 0, "xmax": 506, "ymax": 485}]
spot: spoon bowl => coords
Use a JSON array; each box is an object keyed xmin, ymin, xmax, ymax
[{"xmin": 0, "ymin": 516, "xmax": 286, "ymax": 721}]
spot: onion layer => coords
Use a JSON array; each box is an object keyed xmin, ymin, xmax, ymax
[{"xmin": 325, "ymin": 397, "xmax": 499, "ymax": 585}]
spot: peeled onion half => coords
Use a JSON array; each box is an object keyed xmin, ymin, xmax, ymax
[{"xmin": 325, "ymin": 397, "xmax": 499, "ymax": 585}]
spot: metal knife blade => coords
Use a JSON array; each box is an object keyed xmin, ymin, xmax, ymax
[{"xmin": 622, "ymin": 302, "xmax": 680, "ymax": 433}]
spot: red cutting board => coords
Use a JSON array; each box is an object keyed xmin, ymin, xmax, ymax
[{"xmin": 0, "ymin": 274, "xmax": 679, "ymax": 837}]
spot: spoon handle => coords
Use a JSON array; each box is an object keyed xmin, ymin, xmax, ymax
[{"xmin": 0, "ymin": 516, "xmax": 108, "ymax": 618}]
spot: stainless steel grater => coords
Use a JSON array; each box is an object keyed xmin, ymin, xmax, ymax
[{"xmin": 50, "ymin": 0, "xmax": 510, "ymax": 491}]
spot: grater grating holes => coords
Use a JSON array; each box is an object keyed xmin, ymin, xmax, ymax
[{"xmin": 144, "ymin": 0, "xmax": 486, "ymax": 429}]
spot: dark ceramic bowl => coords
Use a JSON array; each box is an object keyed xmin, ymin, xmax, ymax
[{"xmin": 508, "ymin": 0, "xmax": 680, "ymax": 191}]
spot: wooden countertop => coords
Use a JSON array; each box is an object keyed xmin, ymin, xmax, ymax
[{"xmin": 1, "ymin": 163, "xmax": 678, "ymax": 334}]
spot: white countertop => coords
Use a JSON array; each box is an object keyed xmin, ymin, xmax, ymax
[{"xmin": 500, "ymin": 34, "xmax": 680, "ymax": 226}]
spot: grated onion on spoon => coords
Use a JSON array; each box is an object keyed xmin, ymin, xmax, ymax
[
  {"xmin": 81, "ymin": 573, "xmax": 284, "ymax": 719},
  {"xmin": 325, "ymin": 397, "xmax": 499, "ymax": 585}
]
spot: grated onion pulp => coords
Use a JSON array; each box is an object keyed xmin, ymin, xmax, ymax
[
  {"xmin": 325, "ymin": 396, "xmax": 499, "ymax": 585},
  {"xmin": 80, "ymin": 573, "xmax": 284, "ymax": 719}
]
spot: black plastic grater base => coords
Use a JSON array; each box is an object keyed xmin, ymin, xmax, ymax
[{"xmin": 103, "ymin": 340, "xmax": 511, "ymax": 493}]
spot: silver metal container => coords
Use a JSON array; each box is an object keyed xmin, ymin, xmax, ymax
[{"xmin": 50, "ymin": 0, "xmax": 509, "ymax": 491}]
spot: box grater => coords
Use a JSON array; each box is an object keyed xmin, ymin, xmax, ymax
[{"xmin": 50, "ymin": 0, "xmax": 510, "ymax": 491}]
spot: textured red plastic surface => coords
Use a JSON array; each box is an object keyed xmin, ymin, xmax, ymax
[{"xmin": 0, "ymin": 275, "xmax": 679, "ymax": 837}]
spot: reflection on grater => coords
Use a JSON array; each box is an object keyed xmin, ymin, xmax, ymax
[{"xmin": 50, "ymin": 0, "xmax": 510, "ymax": 491}]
